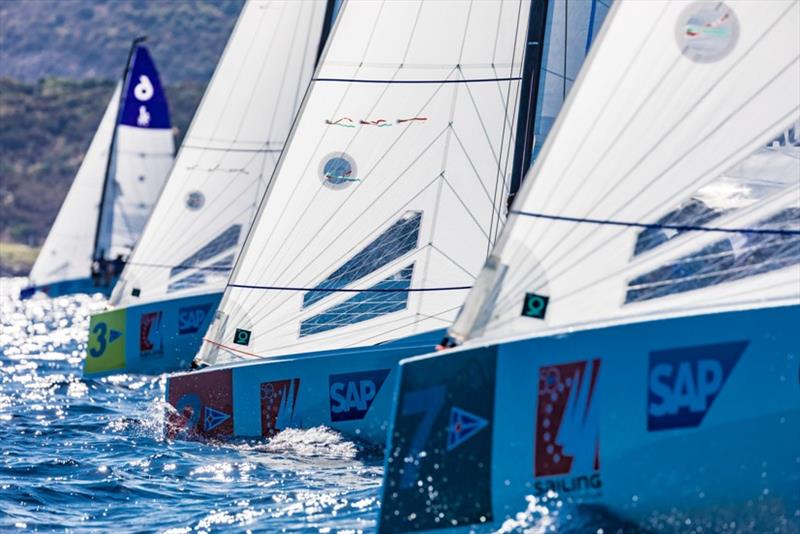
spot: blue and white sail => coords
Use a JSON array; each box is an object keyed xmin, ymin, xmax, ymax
[
  {"xmin": 449, "ymin": 0, "xmax": 800, "ymax": 345},
  {"xmin": 109, "ymin": 0, "xmax": 331, "ymax": 308},
  {"xmin": 198, "ymin": 0, "xmax": 533, "ymax": 365},
  {"xmin": 95, "ymin": 45, "xmax": 174, "ymax": 262},
  {"xmin": 25, "ymin": 44, "xmax": 174, "ymax": 298}
]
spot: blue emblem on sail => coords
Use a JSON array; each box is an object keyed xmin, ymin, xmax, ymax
[
  {"xmin": 203, "ymin": 406, "xmax": 231, "ymax": 432},
  {"xmin": 447, "ymin": 406, "xmax": 489, "ymax": 451},
  {"xmin": 119, "ymin": 46, "xmax": 171, "ymax": 129}
]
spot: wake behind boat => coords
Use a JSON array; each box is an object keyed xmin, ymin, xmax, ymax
[{"xmin": 21, "ymin": 40, "xmax": 174, "ymax": 301}]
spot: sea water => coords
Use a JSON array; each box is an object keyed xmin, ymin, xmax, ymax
[{"xmin": 4, "ymin": 277, "xmax": 775, "ymax": 533}]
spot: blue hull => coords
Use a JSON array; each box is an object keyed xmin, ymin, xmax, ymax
[
  {"xmin": 83, "ymin": 292, "xmax": 223, "ymax": 378},
  {"xmin": 20, "ymin": 277, "xmax": 117, "ymax": 300},
  {"xmin": 379, "ymin": 304, "xmax": 800, "ymax": 532},
  {"xmin": 165, "ymin": 329, "xmax": 446, "ymax": 444}
]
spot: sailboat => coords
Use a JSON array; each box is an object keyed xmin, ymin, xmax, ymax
[
  {"xmin": 379, "ymin": 1, "xmax": 800, "ymax": 531},
  {"xmin": 83, "ymin": 0, "xmax": 337, "ymax": 377},
  {"xmin": 21, "ymin": 40, "xmax": 174, "ymax": 300},
  {"xmin": 165, "ymin": 0, "xmax": 607, "ymax": 444}
]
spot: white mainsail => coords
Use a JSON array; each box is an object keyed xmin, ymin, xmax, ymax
[
  {"xmin": 450, "ymin": 0, "xmax": 800, "ymax": 345},
  {"xmin": 110, "ymin": 0, "xmax": 330, "ymax": 307},
  {"xmin": 199, "ymin": 0, "xmax": 533, "ymax": 365},
  {"xmin": 28, "ymin": 85, "xmax": 121, "ymax": 289},
  {"xmin": 27, "ymin": 44, "xmax": 175, "ymax": 294}
]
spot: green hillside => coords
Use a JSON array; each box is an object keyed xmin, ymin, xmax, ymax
[
  {"xmin": 0, "ymin": 77, "xmax": 206, "ymax": 249},
  {"xmin": 0, "ymin": 0, "xmax": 243, "ymax": 83}
]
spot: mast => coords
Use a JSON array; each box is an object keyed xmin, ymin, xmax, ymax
[
  {"xmin": 92, "ymin": 35, "xmax": 147, "ymax": 262},
  {"xmin": 507, "ymin": 0, "xmax": 550, "ymax": 206},
  {"xmin": 314, "ymin": 0, "xmax": 337, "ymax": 67}
]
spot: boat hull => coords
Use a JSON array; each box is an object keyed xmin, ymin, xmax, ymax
[
  {"xmin": 164, "ymin": 329, "xmax": 446, "ymax": 444},
  {"xmin": 83, "ymin": 292, "xmax": 222, "ymax": 377},
  {"xmin": 379, "ymin": 304, "xmax": 800, "ymax": 532},
  {"xmin": 20, "ymin": 276, "xmax": 117, "ymax": 300}
]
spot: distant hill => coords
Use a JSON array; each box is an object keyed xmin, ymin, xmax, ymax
[
  {"xmin": 0, "ymin": 77, "xmax": 206, "ymax": 248},
  {"xmin": 0, "ymin": 0, "xmax": 242, "ymax": 275},
  {"xmin": 0, "ymin": 0, "xmax": 243, "ymax": 83}
]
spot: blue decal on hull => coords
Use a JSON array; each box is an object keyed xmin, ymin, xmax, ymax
[
  {"xmin": 329, "ymin": 368, "xmax": 390, "ymax": 422},
  {"xmin": 647, "ymin": 341, "xmax": 746, "ymax": 431},
  {"xmin": 447, "ymin": 406, "xmax": 488, "ymax": 451},
  {"xmin": 178, "ymin": 303, "xmax": 213, "ymax": 335}
]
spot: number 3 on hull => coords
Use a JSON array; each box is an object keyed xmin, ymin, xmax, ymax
[{"xmin": 85, "ymin": 309, "xmax": 126, "ymax": 375}]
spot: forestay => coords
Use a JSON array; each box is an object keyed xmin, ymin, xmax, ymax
[
  {"xmin": 200, "ymin": 0, "xmax": 532, "ymax": 364},
  {"xmin": 450, "ymin": 0, "xmax": 800, "ymax": 345},
  {"xmin": 95, "ymin": 46, "xmax": 174, "ymax": 262},
  {"xmin": 28, "ymin": 85, "xmax": 121, "ymax": 289},
  {"xmin": 110, "ymin": 0, "xmax": 329, "ymax": 307}
]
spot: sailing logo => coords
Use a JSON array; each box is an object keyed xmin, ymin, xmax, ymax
[
  {"xmin": 178, "ymin": 303, "xmax": 213, "ymax": 335},
  {"xmin": 261, "ymin": 379, "xmax": 301, "ymax": 437},
  {"xmin": 319, "ymin": 152, "xmax": 359, "ymax": 189},
  {"xmin": 521, "ymin": 292, "xmax": 549, "ymax": 319},
  {"xmin": 139, "ymin": 311, "xmax": 163, "ymax": 357},
  {"xmin": 233, "ymin": 328, "xmax": 251, "ymax": 346},
  {"xmin": 447, "ymin": 407, "xmax": 488, "ymax": 451},
  {"xmin": 203, "ymin": 406, "xmax": 231, "ymax": 432},
  {"xmin": 137, "ymin": 106, "xmax": 151, "ymax": 127},
  {"xmin": 134, "ymin": 75, "xmax": 154, "ymax": 101},
  {"xmin": 534, "ymin": 359, "xmax": 601, "ymax": 496},
  {"xmin": 648, "ymin": 341, "xmax": 746, "ymax": 431},
  {"xmin": 676, "ymin": 2, "xmax": 739, "ymax": 63},
  {"xmin": 329, "ymin": 369, "xmax": 390, "ymax": 422}
]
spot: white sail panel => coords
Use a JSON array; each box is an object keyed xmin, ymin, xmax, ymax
[
  {"xmin": 28, "ymin": 85, "xmax": 121, "ymax": 287},
  {"xmin": 95, "ymin": 45, "xmax": 174, "ymax": 263},
  {"xmin": 201, "ymin": 0, "xmax": 531, "ymax": 364},
  {"xmin": 110, "ymin": 0, "xmax": 329, "ymax": 307},
  {"xmin": 451, "ymin": 0, "xmax": 800, "ymax": 344}
]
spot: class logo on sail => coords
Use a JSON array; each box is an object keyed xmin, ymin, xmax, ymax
[
  {"xmin": 261, "ymin": 379, "xmax": 301, "ymax": 437},
  {"xmin": 534, "ymin": 359, "xmax": 602, "ymax": 497},
  {"xmin": 647, "ymin": 341, "xmax": 746, "ymax": 431},
  {"xmin": 139, "ymin": 311, "xmax": 163, "ymax": 357}
]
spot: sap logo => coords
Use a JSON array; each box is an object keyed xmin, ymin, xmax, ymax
[
  {"xmin": 178, "ymin": 303, "xmax": 213, "ymax": 335},
  {"xmin": 647, "ymin": 341, "xmax": 747, "ymax": 431},
  {"xmin": 329, "ymin": 369, "xmax": 390, "ymax": 422}
]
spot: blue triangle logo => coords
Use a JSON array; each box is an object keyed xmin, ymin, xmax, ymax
[
  {"xmin": 447, "ymin": 407, "xmax": 489, "ymax": 451},
  {"xmin": 109, "ymin": 329, "xmax": 122, "ymax": 344},
  {"xmin": 204, "ymin": 406, "xmax": 231, "ymax": 432}
]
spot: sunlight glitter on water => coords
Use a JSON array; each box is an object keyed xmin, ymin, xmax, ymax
[{"xmin": 0, "ymin": 278, "xmax": 384, "ymax": 533}]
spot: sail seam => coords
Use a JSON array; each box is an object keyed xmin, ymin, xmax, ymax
[{"xmin": 313, "ymin": 76, "xmax": 522, "ymax": 84}]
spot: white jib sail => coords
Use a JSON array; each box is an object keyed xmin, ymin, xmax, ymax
[
  {"xmin": 28, "ymin": 85, "xmax": 121, "ymax": 288},
  {"xmin": 450, "ymin": 0, "xmax": 800, "ymax": 345},
  {"xmin": 199, "ymin": 0, "xmax": 532, "ymax": 365},
  {"xmin": 110, "ymin": 0, "xmax": 329, "ymax": 307}
]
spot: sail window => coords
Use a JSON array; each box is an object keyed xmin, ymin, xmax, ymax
[
  {"xmin": 170, "ymin": 224, "xmax": 241, "ymax": 279},
  {"xmin": 319, "ymin": 152, "xmax": 358, "ymax": 188},
  {"xmin": 185, "ymin": 191, "xmax": 205, "ymax": 210},
  {"xmin": 625, "ymin": 207, "xmax": 799, "ymax": 304},
  {"xmin": 303, "ymin": 211, "xmax": 422, "ymax": 308},
  {"xmin": 300, "ymin": 264, "xmax": 414, "ymax": 337},
  {"xmin": 633, "ymin": 124, "xmax": 799, "ymax": 257},
  {"xmin": 168, "ymin": 254, "xmax": 235, "ymax": 293}
]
